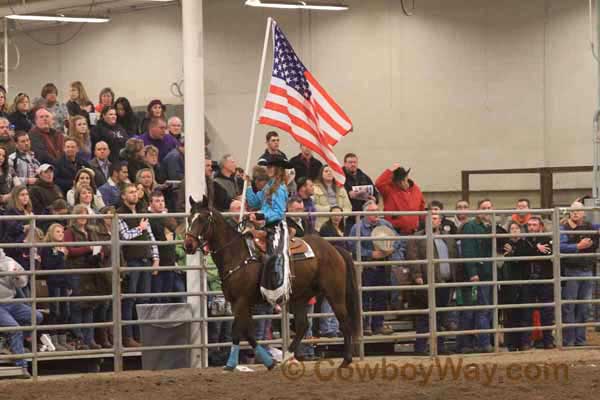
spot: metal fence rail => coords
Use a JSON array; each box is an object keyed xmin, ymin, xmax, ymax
[{"xmin": 0, "ymin": 207, "xmax": 600, "ymax": 378}]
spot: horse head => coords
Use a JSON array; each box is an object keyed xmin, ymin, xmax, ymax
[{"xmin": 184, "ymin": 195, "xmax": 215, "ymax": 254}]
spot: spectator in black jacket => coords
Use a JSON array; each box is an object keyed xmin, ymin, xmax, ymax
[
  {"xmin": 342, "ymin": 153, "xmax": 378, "ymax": 234},
  {"xmin": 91, "ymin": 106, "xmax": 128, "ymax": 164},
  {"xmin": 289, "ymin": 145, "xmax": 322, "ymax": 183},
  {"xmin": 161, "ymin": 140, "xmax": 185, "ymax": 182},
  {"xmin": 148, "ymin": 190, "xmax": 178, "ymax": 303},
  {"xmin": 88, "ymin": 141, "xmax": 111, "ymax": 187},
  {"xmin": 66, "ymin": 81, "xmax": 93, "ymax": 126},
  {"xmin": 54, "ymin": 138, "xmax": 91, "ymax": 195},
  {"xmin": 257, "ymin": 131, "xmax": 287, "ymax": 163},
  {"xmin": 115, "ymin": 97, "xmax": 140, "ymax": 137},
  {"xmin": 8, "ymin": 93, "xmax": 33, "ymax": 133}
]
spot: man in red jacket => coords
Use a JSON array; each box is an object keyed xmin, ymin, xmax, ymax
[{"xmin": 375, "ymin": 164, "xmax": 425, "ymax": 234}]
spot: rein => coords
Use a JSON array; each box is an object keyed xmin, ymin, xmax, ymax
[{"xmin": 187, "ymin": 212, "xmax": 254, "ymax": 281}]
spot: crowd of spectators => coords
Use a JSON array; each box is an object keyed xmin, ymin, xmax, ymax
[{"xmin": 0, "ymin": 81, "xmax": 598, "ymax": 377}]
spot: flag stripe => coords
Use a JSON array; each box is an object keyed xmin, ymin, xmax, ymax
[{"xmin": 305, "ymin": 71, "xmax": 353, "ymax": 130}]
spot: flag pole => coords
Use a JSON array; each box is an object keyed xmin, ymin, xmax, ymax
[{"xmin": 239, "ymin": 17, "xmax": 273, "ymax": 220}]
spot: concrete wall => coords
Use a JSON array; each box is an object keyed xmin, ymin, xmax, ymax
[{"xmin": 5, "ymin": 0, "xmax": 597, "ymax": 199}]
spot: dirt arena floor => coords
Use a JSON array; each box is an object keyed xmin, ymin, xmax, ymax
[{"xmin": 1, "ymin": 346, "xmax": 599, "ymax": 400}]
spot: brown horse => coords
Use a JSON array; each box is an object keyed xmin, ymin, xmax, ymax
[{"xmin": 184, "ymin": 196, "xmax": 359, "ymax": 370}]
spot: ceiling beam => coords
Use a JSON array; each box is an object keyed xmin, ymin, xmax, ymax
[{"xmin": 0, "ymin": 0, "xmax": 134, "ymax": 18}]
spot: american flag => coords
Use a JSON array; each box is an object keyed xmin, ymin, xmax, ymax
[{"xmin": 259, "ymin": 21, "xmax": 353, "ymax": 184}]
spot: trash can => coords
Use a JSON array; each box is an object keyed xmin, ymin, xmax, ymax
[{"xmin": 136, "ymin": 303, "xmax": 192, "ymax": 370}]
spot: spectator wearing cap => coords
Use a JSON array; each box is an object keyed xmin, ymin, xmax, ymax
[
  {"xmin": 289, "ymin": 144, "xmax": 322, "ymax": 183},
  {"xmin": 296, "ymin": 177, "xmax": 316, "ymax": 232},
  {"xmin": 161, "ymin": 138, "xmax": 185, "ymax": 181},
  {"xmin": 115, "ymin": 97, "xmax": 140, "ymax": 137},
  {"xmin": 28, "ymin": 164, "xmax": 64, "ymax": 214},
  {"xmin": 95, "ymin": 87, "xmax": 115, "ymax": 113},
  {"xmin": 257, "ymin": 131, "xmax": 287, "ymax": 164},
  {"xmin": 0, "ymin": 117, "xmax": 15, "ymax": 154},
  {"xmin": 167, "ymin": 116, "xmax": 184, "ymax": 146},
  {"xmin": 137, "ymin": 118, "xmax": 178, "ymax": 162},
  {"xmin": 91, "ymin": 106, "xmax": 128, "ymax": 164},
  {"xmin": 9, "ymin": 131, "xmax": 40, "ymax": 186},
  {"xmin": 89, "ymin": 141, "xmax": 111, "ymax": 187},
  {"xmin": 99, "ymin": 161, "xmax": 129, "ymax": 207},
  {"xmin": 214, "ymin": 154, "xmax": 243, "ymax": 205},
  {"xmin": 140, "ymin": 99, "xmax": 166, "ymax": 135},
  {"xmin": 54, "ymin": 138, "xmax": 91, "ymax": 195},
  {"xmin": 8, "ymin": 93, "xmax": 33, "ymax": 133},
  {"xmin": 375, "ymin": 163, "xmax": 425, "ymax": 235},
  {"xmin": 343, "ymin": 153, "xmax": 378, "ymax": 234},
  {"xmin": 313, "ymin": 165, "xmax": 352, "ymax": 231},
  {"xmin": 39, "ymin": 83, "xmax": 69, "ymax": 132},
  {"xmin": 29, "ymin": 108, "xmax": 65, "ymax": 166}
]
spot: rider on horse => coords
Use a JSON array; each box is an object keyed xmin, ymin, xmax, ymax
[{"xmin": 245, "ymin": 154, "xmax": 292, "ymax": 306}]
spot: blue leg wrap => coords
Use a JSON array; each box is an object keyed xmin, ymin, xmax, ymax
[
  {"xmin": 254, "ymin": 344, "xmax": 274, "ymax": 368},
  {"xmin": 226, "ymin": 344, "xmax": 240, "ymax": 370}
]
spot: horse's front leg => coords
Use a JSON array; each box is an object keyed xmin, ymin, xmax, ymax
[
  {"xmin": 224, "ymin": 300, "xmax": 247, "ymax": 371},
  {"xmin": 245, "ymin": 308, "xmax": 276, "ymax": 370}
]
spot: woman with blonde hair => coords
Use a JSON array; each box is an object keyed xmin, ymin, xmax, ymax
[
  {"xmin": 8, "ymin": 93, "xmax": 32, "ymax": 132},
  {"xmin": 67, "ymin": 81, "xmax": 94, "ymax": 125},
  {"xmin": 135, "ymin": 167, "xmax": 157, "ymax": 209},
  {"xmin": 68, "ymin": 115, "xmax": 92, "ymax": 160},
  {"xmin": 313, "ymin": 165, "xmax": 352, "ymax": 231}
]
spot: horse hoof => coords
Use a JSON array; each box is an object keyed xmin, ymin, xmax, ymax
[
  {"xmin": 223, "ymin": 366, "xmax": 236, "ymax": 372},
  {"xmin": 339, "ymin": 360, "xmax": 352, "ymax": 369},
  {"xmin": 267, "ymin": 361, "xmax": 278, "ymax": 371}
]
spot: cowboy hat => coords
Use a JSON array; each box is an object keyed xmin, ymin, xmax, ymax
[{"xmin": 371, "ymin": 225, "xmax": 397, "ymax": 252}]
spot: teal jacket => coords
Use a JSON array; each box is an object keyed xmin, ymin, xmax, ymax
[
  {"xmin": 245, "ymin": 180, "xmax": 288, "ymax": 224},
  {"xmin": 461, "ymin": 218, "xmax": 493, "ymax": 281}
]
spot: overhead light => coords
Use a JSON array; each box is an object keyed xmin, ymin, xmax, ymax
[
  {"xmin": 5, "ymin": 15, "xmax": 110, "ymax": 23},
  {"xmin": 245, "ymin": 0, "xmax": 348, "ymax": 11}
]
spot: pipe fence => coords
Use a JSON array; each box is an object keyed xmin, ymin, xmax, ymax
[{"xmin": 0, "ymin": 207, "xmax": 599, "ymax": 378}]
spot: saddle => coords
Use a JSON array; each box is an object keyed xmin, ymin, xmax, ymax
[{"xmin": 248, "ymin": 229, "xmax": 315, "ymax": 261}]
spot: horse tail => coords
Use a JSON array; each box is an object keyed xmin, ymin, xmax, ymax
[{"xmin": 338, "ymin": 246, "xmax": 360, "ymax": 337}]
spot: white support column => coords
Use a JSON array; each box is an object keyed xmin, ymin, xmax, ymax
[{"xmin": 182, "ymin": 0, "xmax": 206, "ymax": 369}]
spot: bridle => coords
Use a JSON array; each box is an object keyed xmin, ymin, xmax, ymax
[
  {"xmin": 186, "ymin": 210, "xmax": 247, "ymax": 256},
  {"xmin": 186, "ymin": 210, "xmax": 256, "ymax": 283},
  {"xmin": 186, "ymin": 210, "xmax": 214, "ymax": 254}
]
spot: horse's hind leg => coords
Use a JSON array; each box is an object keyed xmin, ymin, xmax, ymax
[
  {"xmin": 322, "ymin": 291, "xmax": 353, "ymax": 368},
  {"xmin": 245, "ymin": 307, "xmax": 275, "ymax": 370},
  {"xmin": 288, "ymin": 302, "xmax": 310, "ymax": 360}
]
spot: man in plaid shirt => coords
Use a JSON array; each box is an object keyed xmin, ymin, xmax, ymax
[
  {"xmin": 117, "ymin": 183, "xmax": 159, "ymax": 348},
  {"xmin": 8, "ymin": 131, "xmax": 40, "ymax": 186}
]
